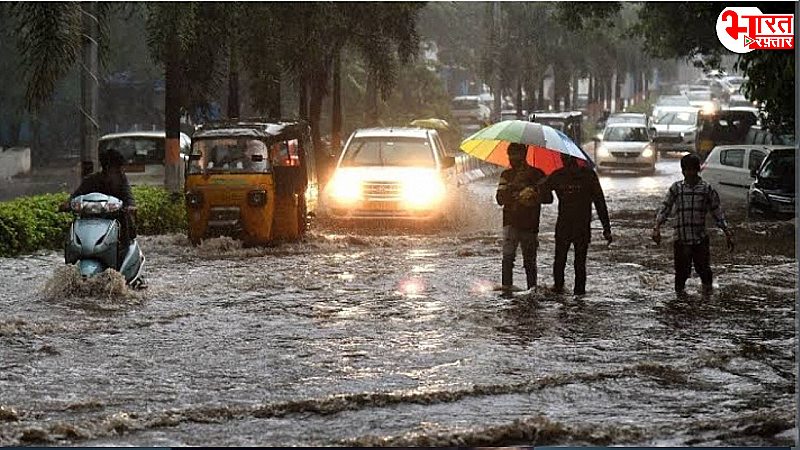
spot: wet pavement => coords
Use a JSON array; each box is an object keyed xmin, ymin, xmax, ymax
[{"xmin": 0, "ymin": 157, "xmax": 797, "ymax": 446}]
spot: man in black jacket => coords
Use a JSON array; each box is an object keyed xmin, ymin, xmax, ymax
[
  {"xmin": 496, "ymin": 143, "xmax": 552, "ymax": 296},
  {"xmin": 539, "ymin": 153, "xmax": 612, "ymax": 296}
]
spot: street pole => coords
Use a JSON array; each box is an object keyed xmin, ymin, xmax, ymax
[{"xmin": 80, "ymin": 1, "xmax": 99, "ymax": 179}]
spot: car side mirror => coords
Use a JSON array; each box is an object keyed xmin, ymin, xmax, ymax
[
  {"xmin": 593, "ymin": 133, "xmax": 603, "ymax": 142},
  {"xmin": 442, "ymin": 155, "xmax": 456, "ymax": 169}
]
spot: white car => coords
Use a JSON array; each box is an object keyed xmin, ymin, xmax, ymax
[
  {"xmin": 700, "ymin": 144, "xmax": 772, "ymax": 203},
  {"xmin": 451, "ymin": 95, "xmax": 491, "ymax": 128},
  {"xmin": 98, "ymin": 131, "xmax": 191, "ymax": 186},
  {"xmin": 652, "ymin": 107, "xmax": 700, "ymax": 154},
  {"xmin": 322, "ymin": 127, "xmax": 456, "ymax": 222},
  {"xmin": 594, "ymin": 123, "xmax": 657, "ymax": 175}
]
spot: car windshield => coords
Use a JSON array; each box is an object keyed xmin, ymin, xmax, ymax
[
  {"xmin": 655, "ymin": 111, "xmax": 697, "ymax": 125},
  {"xmin": 686, "ymin": 91, "xmax": 712, "ymax": 101},
  {"xmin": 189, "ymin": 138, "xmax": 273, "ymax": 173},
  {"xmin": 658, "ymin": 96, "xmax": 691, "ymax": 106},
  {"xmin": 99, "ymin": 137, "xmax": 164, "ymax": 165},
  {"xmin": 607, "ymin": 115, "xmax": 646, "ymax": 125},
  {"xmin": 759, "ymin": 151, "xmax": 795, "ymax": 185},
  {"xmin": 341, "ymin": 136, "xmax": 435, "ymax": 167},
  {"xmin": 604, "ymin": 126, "xmax": 649, "ymax": 142},
  {"xmin": 452, "ymin": 99, "xmax": 479, "ymax": 110}
]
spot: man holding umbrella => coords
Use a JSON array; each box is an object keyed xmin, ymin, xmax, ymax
[
  {"xmin": 496, "ymin": 142, "xmax": 553, "ymax": 297},
  {"xmin": 539, "ymin": 153, "xmax": 612, "ymax": 296}
]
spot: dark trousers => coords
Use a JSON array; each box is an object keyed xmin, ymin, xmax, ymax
[
  {"xmin": 553, "ymin": 227, "xmax": 590, "ymax": 294},
  {"xmin": 674, "ymin": 237, "xmax": 712, "ymax": 292},
  {"xmin": 502, "ymin": 226, "xmax": 538, "ymax": 289}
]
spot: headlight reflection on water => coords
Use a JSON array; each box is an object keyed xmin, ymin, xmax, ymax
[{"xmin": 398, "ymin": 278, "xmax": 426, "ymax": 297}]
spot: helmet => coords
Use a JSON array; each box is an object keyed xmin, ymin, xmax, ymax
[{"xmin": 100, "ymin": 148, "xmax": 125, "ymax": 170}]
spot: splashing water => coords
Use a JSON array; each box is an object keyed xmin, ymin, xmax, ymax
[{"xmin": 41, "ymin": 265, "xmax": 143, "ymax": 309}]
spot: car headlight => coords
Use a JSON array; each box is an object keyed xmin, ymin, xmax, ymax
[
  {"xmin": 597, "ymin": 146, "xmax": 610, "ymax": 158},
  {"xmin": 402, "ymin": 175, "xmax": 446, "ymax": 209},
  {"xmin": 329, "ymin": 172, "xmax": 362, "ymax": 204},
  {"xmin": 642, "ymin": 147, "xmax": 654, "ymax": 158}
]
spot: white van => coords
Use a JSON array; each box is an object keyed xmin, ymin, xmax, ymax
[{"xmin": 98, "ymin": 131, "xmax": 191, "ymax": 186}]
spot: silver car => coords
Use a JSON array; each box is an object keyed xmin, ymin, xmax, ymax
[
  {"xmin": 595, "ymin": 123, "xmax": 657, "ymax": 175},
  {"xmin": 652, "ymin": 107, "xmax": 700, "ymax": 154}
]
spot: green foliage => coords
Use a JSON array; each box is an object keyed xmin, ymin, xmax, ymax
[
  {"xmin": 0, "ymin": 187, "xmax": 186, "ymax": 257},
  {"xmin": 131, "ymin": 186, "xmax": 187, "ymax": 235},
  {"xmin": 0, "ymin": 192, "xmax": 71, "ymax": 257}
]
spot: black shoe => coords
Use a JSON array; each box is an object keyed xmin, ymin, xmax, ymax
[
  {"xmin": 573, "ymin": 289, "xmax": 586, "ymax": 296},
  {"xmin": 551, "ymin": 285, "xmax": 564, "ymax": 294}
]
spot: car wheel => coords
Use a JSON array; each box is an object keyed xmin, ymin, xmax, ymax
[{"xmin": 644, "ymin": 166, "xmax": 656, "ymax": 176}]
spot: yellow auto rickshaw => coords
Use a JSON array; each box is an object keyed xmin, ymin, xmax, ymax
[{"xmin": 184, "ymin": 119, "xmax": 318, "ymax": 245}]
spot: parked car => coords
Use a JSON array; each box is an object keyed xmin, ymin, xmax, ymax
[
  {"xmin": 98, "ymin": 131, "xmax": 191, "ymax": 186},
  {"xmin": 529, "ymin": 111, "xmax": 583, "ymax": 147},
  {"xmin": 594, "ymin": 123, "xmax": 657, "ymax": 175},
  {"xmin": 451, "ymin": 95, "xmax": 491, "ymax": 129},
  {"xmin": 700, "ymin": 144, "xmax": 772, "ymax": 203},
  {"xmin": 500, "ymin": 109, "xmax": 526, "ymax": 121},
  {"xmin": 744, "ymin": 125, "xmax": 797, "ymax": 146},
  {"xmin": 747, "ymin": 146, "xmax": 796, "ymax": 219},
  {"xmin": 321, "ymin": 127, "xmax": 457, "ymax": 223},
  {"xmin": 652, "ymin": 107, "xmax": 700, "ymax": 154}
]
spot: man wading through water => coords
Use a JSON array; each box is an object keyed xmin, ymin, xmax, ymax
[
  {"xmin": 539, "ymin": 153, "xmax": 612, "ymax": 296},
  {"xmin": 496, "ymin": 143, "xmax": 552, "ymax": 297},
  {"xmin": 653, "ymin": 152, "xmax": 734, "ymax": 296}
]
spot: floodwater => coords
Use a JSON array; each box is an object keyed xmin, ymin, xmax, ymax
[{"xmin": 1, "ymin": 158, "xmax": 797, "ymax": 446}]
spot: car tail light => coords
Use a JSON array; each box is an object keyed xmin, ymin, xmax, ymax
[
  {"xmin": 185, "ymin": 192, "xmax": 204, "ymax": 208},
  {"xmin": 247, "ymin": 190, "xmax": 267, "ymax": 207}
]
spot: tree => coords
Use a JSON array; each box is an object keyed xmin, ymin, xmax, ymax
[{"xmin": 146, "ymin": 2, "xmax": 227, "ymax": 192}]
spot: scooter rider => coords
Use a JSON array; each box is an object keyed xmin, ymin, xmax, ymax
[{"xmin": 61, "ymin": 148, "xmax": 138, "ymax": 262}]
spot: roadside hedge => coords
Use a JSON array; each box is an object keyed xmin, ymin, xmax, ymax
[{"xmin": 0, "ymin": 187, "xmax": 186, "ymax": 257}]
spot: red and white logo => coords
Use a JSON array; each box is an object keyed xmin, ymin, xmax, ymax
[{"xmin": 717, "ymin": 7, "xmax": 794, "ymax": 53}]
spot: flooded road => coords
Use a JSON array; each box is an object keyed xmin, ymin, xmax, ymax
[{"xmin": 1, "ymin": 157, "xmax": 797, "ymax": 446}]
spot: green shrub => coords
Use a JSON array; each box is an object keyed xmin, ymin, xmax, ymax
[{"xmin": 0, "ymin": 187, "xmax": 186, "ymax": 257}]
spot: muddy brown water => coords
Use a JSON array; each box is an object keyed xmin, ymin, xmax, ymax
[{"xmin": 0, "ymin": 158, "xmax": 796, "ymax": 446}]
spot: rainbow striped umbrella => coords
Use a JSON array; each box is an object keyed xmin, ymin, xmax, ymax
[{"xmin": 460, "ymin": 120, "xmax": 593, "ymax": 174}]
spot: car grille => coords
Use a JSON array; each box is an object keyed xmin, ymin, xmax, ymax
[
  {"xmin": 363, "ymin": 181, "xmax": 402, "ymax": 200},
  {"xmin": 611, "ymin": 152, "xmax": 642, "ymax": 158},
  {"xmin": 657, "ymin": 136, "xmax": 683, "ymax": 143}
]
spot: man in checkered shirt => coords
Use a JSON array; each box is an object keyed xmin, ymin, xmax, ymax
[{"xmin": 652, "ymin": 153, "xmax": 734, "ymax": 295}]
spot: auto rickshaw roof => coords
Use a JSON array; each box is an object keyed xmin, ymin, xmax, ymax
[{"xmin": 193, "ymin": 119, "xmax": 309, "ymax": 140}]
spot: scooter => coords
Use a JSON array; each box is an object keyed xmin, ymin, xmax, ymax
[{"xmin": 63, "ymin": 192, "xmax": 145, "ymax": 287}]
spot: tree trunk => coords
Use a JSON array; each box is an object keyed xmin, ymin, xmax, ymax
[
  {"xmin": 605, "ymin": 77, "xmax": 612, "ymax": 111},
  {"xmin": 267, "ymin": 65, "xmax": 281, "ymax": 119},
  {"xmin": 227, "ymin": 51, "xmax": 240, "ymax": 119},
  {"xmin": 164, "ymin": 33, "xmax": 182, "ymax": 193},
  {"xmin": 644, "ymin": 70, "xmax": 650, "ymax": 102},
  {"xmin": 298, "ymin": 76, "xmax": 308, "ymax": 121},
  {"xmin": 615, "ymin": 71, "xmax": 623, "ymax": 113},
  {"xmin": 365, "ymin": 70, "xmax": 378, "ymax": 127},
  {"xmin": 80, "ymin": 1, "xmax": 99, "ymax": 179},
  {"xmin": 331, "ymin": 51, "xmax": 342, "ymax": 157},
  {"xmin": 308, "ymin": 67, "xmax": 331, "ymax": 185},
  {"xmin": 571, "ymin": 73, "xmax": 579, "ymax": 109},
  {"xmin": 515, "ymin": 77, "xmax": 523, "ymax": 118},
  {"xmin": 588, "ymin": 75, "xmax": 594, "ymax": 105},
  {"xmin": 538, "ymin": 77, "xmax": 545, "ymax": 111}
]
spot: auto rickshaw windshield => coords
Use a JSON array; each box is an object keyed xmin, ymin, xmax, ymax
[{"xmin": 189, "ymin": 138, "xmax": 271, "ymax": 173}]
